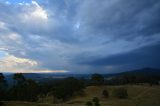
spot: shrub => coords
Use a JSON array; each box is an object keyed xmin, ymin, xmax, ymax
[
  {"xmin": 92, "ymin": 97, "xmax": 101, "ymax": 106},
  {"xmin": 91, "ymin": 74, "xmax": 104, "ymax": 85},
  {"xmin": 86, "ymin": 101, "xmax": 93, "ymax": 106},
  {"xmin": 95, "ymin": 102, "xmax": 101, "ymax": 106},
  {"xmin": 112, "ymin": 88, "xmax": 128, "ymax": 99},
  {"xmin": 102, "ymin": 90, "xmax": 109, "ymax": 98},
  {"xmin": 92, "ymin": 97, "xmax": 99, "ymax": 103}
]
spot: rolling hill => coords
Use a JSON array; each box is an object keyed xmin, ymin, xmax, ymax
[{"xmin": 2, "ymin": 85, "xmax": 160, "ymax": 106}]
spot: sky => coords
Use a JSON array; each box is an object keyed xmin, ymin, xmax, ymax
[{"xmin": 0, "ymin": 0, "xmax": 160, "ymax": 74}]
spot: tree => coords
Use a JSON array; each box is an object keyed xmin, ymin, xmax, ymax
[
  {"xmin": 24, "ymin": 79, "xmax": 39, "ymax": 101},
  {"xmin": 9, "ymin": 74, "xmax": 39, "ymax": 101},
  {"xmin": 91, "ymin": 74, "xmax": 104, "ymax": 85},
  {"xmin": 0, "ymin": 73, "xmax": 7, "ymax": 101},
  {"xmin": 53, "ymin": 77, "xmax": 85, "ymax": 101},
  {"xmin": 13, "ymin": 73, "xmax": 26, "ymax": 85},
  {"xmin": 0, "ymin": 73, "xmax": 5, "ymax": 82},
  {"xmin": 0, "ymin": 73, "xmax": 7, "ymax": 86},
  {"xmin": 102, "ymin": 90, "xmax": 109, "ymax": 98},
  {"xmin": 9, "ymin": 73, "xmax": 26, "ymax": 101}
]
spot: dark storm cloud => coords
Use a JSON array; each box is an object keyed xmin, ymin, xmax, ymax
[
  {"xmin": 78, "ymin": 0, "xmax": 160, "ymax": 40},
  {"xmin": 80, "ymin": 43, "xmax": 160, "ymax": 68},
  {"xmin": 0, "ymin": 0, "xmax": 160, "ymax": 73}
]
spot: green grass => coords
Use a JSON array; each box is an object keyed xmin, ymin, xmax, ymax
[{"xmin": 2, "ymin": 85, "xmax": 160, "ymax": 106}]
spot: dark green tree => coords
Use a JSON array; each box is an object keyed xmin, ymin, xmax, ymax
[
  {"xmin": 0, "ymin": 73, "xmax": 6, "ymax": 86},
  {"xmin": 91, "ymin": 74, "xmax": 104, "ymax": 85},
  {"xmin": 53, "ymin": 77, "xmax": 85, "ymax": 101},
  {"xmin": 13, "ymin": 73, "xmax": 26, "ymax": 85},
  {"xmin": 25, "ymin": 79, "xmax": 39, "ymax": 101},
  {"xmin": 9, "ymin": 74, "xmax": 39, "ymax": 101},
  {"xmin": 0, "ymin": 73, "xmax": 7, "ymax": 101}
]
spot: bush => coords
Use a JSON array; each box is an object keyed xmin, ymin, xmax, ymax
[
  {"xmin": 91, "ymin": 74, "xmax": 104, "ymax": 85},
  {"xmin": 102, "ymin": 90, "xmax": 109, "ymax": 98},
  {"xmin": 112, "ymin": 88, "xmax": 128, "ymax": 99},
  {"xmin": 92, "ymin": 97, "xmax": 99, "ymax": 103},
  {"xmin": 95, "ymin": 102, "xmax": 101, "ymax": 106},
  {"xmin": 92, "ymin": 97, "xmax": 101, "ymax": 106},
  {"xmin": 86, "ymin": 101, "xmax": 93, "ymax": 106}
]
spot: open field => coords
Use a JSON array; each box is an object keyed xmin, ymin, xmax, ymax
[{"xmin": 2, "ymin": 85, "xmax": 160, "ymax": 106}]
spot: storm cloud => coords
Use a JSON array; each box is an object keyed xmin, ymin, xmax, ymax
[{"xmin": 0, "ymin": 0, "xmax": 160, "ymax": 73}]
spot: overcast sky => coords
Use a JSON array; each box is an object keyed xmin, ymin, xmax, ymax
[{"xmin": 0, "ymin": 0, "xmax": 160, "ymax": 73}]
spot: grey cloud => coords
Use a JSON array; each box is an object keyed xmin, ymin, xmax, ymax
[
  {"xmin": 78, "ymin": 0, "xmax": 160, "ymax": 40},
  {"xmin": 80, "ymin": 43, "xmax": 160, "ymax": 70},
  {"xmin": 0, "ymin": 0, "xmax": 160, "ymax": 73}
]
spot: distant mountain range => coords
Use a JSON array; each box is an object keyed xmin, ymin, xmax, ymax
[{"xmin": 4, "ymin": 67, "xmax": 160, "ymax": 85}]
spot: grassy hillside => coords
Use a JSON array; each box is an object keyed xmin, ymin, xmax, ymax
[
  {"xmin": 2, "ymin": 85, "xmax": 160, "ymax": 106},
  {"xmin": 68, "ymin": 85, "xmax": 160, "ymax": 106}
]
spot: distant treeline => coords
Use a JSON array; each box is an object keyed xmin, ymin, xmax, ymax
[
  {"xmin": 105, "ymin": 73, "xmax": 160, "ymax": 85},
  {"xmin": 0, "ymin": 70, "xmax": 160, "ymax": 102}
]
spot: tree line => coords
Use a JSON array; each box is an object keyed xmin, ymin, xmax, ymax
[
  {"xmin": 0, "ymin": 72, "xmax": 159, "ymax": 102},
  {"xmin": 0, "ymin": 73, "xmax": 85, "ymax": 102}
]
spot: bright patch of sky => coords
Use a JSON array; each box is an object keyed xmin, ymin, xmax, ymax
[
  {"xmin": 4, "ymin": 0, "xmax": 32, "ymax": 4},
  {"xmin": 0, "ymin": 51, "xmax": 7, "ymax": 59}
]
